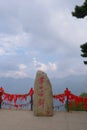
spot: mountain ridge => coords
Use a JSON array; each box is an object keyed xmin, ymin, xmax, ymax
[{"xmin": 0, "ymin": 75, "xmax": 87, "ymax": 95}]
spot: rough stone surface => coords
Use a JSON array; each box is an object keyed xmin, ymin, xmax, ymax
[{"xmin": 33, "ymin": 70, "xmax": 53, "ymax": 116}]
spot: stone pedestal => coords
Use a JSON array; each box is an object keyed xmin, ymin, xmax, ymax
[{"xmin": 33, "ymin": 70, "xmax": 53, "ymax": 116}]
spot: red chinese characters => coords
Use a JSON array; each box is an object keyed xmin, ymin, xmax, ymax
[
  {"xmin": 38, "ymin": 76, "xmax": 45, "ymax": 108},
  {"xmin": 38, "ymin": 99, "xmax": 44, "ymax": 108}
]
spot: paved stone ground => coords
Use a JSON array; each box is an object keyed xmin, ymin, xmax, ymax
[{"xmin": 0, "ymin": 110, "xmax": 87, "ymax": 130}]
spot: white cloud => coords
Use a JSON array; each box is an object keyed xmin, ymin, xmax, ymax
[
  {"xmin": 48, "ymin": 62, "xmax": 57, "ymax": 70},
  {"xmin": 0, "ymin": 32, "xmax": 32, "ymax": 56},
  {"xmin": 0, "ymin": 47, "xmax": 6, "ymax": 55},
  {"xmin": 0, "ymin": 32, "xmax": 32, "ymax": 49},
  {"xmin": 49, "ymin": 10, "xmax": 87, "ymax": 48},
  {"xmin": 18, "ymin": 64, "xmax": 27, "ymax": 70},
  {"xmin": 33, "ymin": 58, "xmax": 57, "ymax": 72},
  {"xmin": 0, "ymin": 63, "xmax": 29, "ymax": 78},
  {"xmin": 14, "ymin": 71, "xmax": 28, "ymax": 78},
  {"xmin": 38, "ymin": 63, "xmax": 48, "ymax": 72},
  {"xmin": 0, "ymin": 70, "xmax": 28, "ymax": 78},
  {"xmin": 0, "ymin": 63, "xmax": 28, "ymax": 78},
  {"xmin": 0, "ymin": 0, "xmax": 87, "ymax": 79}
]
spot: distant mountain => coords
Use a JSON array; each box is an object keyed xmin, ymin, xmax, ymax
[
  {"xmin": 0, "ymin": 77, "xmax": 34, "ymax": 94},
  {"xmin": 0, "ymin": 75, "xmax": 87, "ymax": 95},
  {"xmin": 51, "ymin": 75, "xmax": 87, "ymax": 95}
]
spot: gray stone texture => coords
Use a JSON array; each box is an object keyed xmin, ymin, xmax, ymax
[{"xmin": 33, "ymin": 70, "xmax": 53, "ymax": 116}]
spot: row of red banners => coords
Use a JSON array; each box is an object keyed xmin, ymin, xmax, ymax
[
  {"xmin": 0, "ymin": 87, "xmax": 87, "ymax": 111},
  {"xmin": 53, "ymin": 88, "xmax": 87, "ymax": 111},
  {"xmin": 0, "ymin": 87, "xmax": 34, "ymax": 107}
]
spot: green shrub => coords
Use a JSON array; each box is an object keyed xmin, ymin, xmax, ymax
[{"xmin": 65, "ymin": 92, "xmax": 87, "ymax": 111}]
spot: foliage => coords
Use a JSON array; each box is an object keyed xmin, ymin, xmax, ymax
[
  {"xmin": 72, "ymin": 0, "xmax": 87, "ymax": 18},
  {"xmin": 72, "ymin": 1, "xmax": 87, "ymax": 65},
  {"xmin": 69, "ymin": 101, "xmax": 85, "ymax": 111},
  {"xmin": 80, "ymin": 43, "xmax": 87, "ymax": 64},
  {"xmin": 65, "ymin": 92, "xmax": 87, "ymax": 111},
  {"xmin": 80, "ymin": 92, "xmax": 87, "ymax": 97}
]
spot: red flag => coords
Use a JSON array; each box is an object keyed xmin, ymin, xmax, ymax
[{"xmin": 29, "ymin": 88, "xmax": 34, "ymax": 97}]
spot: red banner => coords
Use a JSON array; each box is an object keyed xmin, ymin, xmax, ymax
[
  {"xmin": 0, "ymin": 87, "xmax": 87, "ymax": 111},
  {"xmin": 53, "ymin": 88, "xmax": 87, "ymax": 111},
  {"xmin": 0, "ymin": 87, "xmax": 34, "ymax": 108}
]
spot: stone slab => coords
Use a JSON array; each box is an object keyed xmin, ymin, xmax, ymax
[{"xmin": 33, "ymin": 70, "xmax": 53, "ymax": 116}]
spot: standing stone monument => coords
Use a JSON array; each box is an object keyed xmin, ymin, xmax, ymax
[{"xmin": 33, "ymin": 70, "xmax": 53, "ymax": 116}]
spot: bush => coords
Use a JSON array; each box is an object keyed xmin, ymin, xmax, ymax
[{"xmin": 65, "ymin": 92, "xmax": 87, "ymax": 111}]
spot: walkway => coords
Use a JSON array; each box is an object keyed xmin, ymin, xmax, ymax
[{"xmin": 0, "ymin": 110, "xmax": 87, "ymax": 130}]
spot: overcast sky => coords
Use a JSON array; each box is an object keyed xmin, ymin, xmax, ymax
[{"xmin": 0, "ymin": 0, "xmax": 87, "ymax": 79}]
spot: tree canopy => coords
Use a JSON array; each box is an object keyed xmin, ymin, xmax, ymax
[
  {"xmin": 72, "ymin": 0, "xmax": 87, "ymax": 18},
  {"xmin": 65, "ymin": 92, "xmax": 87, "ymax": 111},
  {"xmin": 72, "ymin": 1, "xmax": 87, "ymax": 65},
  {"xmin": 80, "ymin": 92, "xmax": 87, "ymax": 97},
  {"xmin": 80, "ymin": 43, "xmax": 87, "ymax": 64}
]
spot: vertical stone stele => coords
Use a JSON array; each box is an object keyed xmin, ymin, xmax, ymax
[{"xmin": 33, "ymin": 70, "xmax": 53, "ymax": 116}]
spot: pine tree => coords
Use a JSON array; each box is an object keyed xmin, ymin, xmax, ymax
[
  {"xmin": 80, "ymin": 43, "xmax": 87, "ymax": 64},
  {"xmin": 72, "ymin": 0, "xmax": 87, "ymax": 65},
  {"xmin": 72, "ymin": 0, "xmax": 87, "ymax": 18}
]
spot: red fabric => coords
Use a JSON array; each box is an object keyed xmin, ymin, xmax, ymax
[
  {"xmin": 64, "ymin": 88, "xmax": 71, "ymax": 97},
  {"xmin": 1, "ymin": 88, "xmax": 34, "ymax": 108},
  {"xmin": 53, "ymin": 94, "xmax": 65, "ymax": 103},
  {"xmin": 0, "ymin": 87, "xmax": 4, "ymax": 93},
  {"xmin": 29, "ymin": 88, "xmax": 34, "ymax": 97},
  {"xmin": 38, "ymin": 76, "xmax": 44, "ymax": 84},
  {"xmin": 1, "ymin": 87, "xmax": 87, "ymax": 111},
  {"xmin": 53, "ymin": 88, "xmax": 87, "ymax": 111}
]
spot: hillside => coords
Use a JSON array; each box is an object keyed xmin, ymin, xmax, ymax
[{"xmin": 0, "ymin": 75, "xmax": 87, "ymax": 95}]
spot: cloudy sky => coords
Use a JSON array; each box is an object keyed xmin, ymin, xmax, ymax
[{"xmin": 0, "ymin": 0, "xmax": 87, "ymax": 79}]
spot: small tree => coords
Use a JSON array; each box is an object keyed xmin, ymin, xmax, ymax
[
  {"xmin": 72, "ymin": 0, "xmax": 87, "ymax": 65},
  {"xmin": 80, "ymin": 92, "xmax": 87, "ymax": 97},
  {"xmin": 72, "ymin": 0, "xmax": 87, "ymax": 18},
  {"xmin": 65, "ymin": 92, "xmax": 87, "ymax": 111},
  {"xmin": 80, "ymin": 43, "xmax": 87, "ymax": 65}
]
